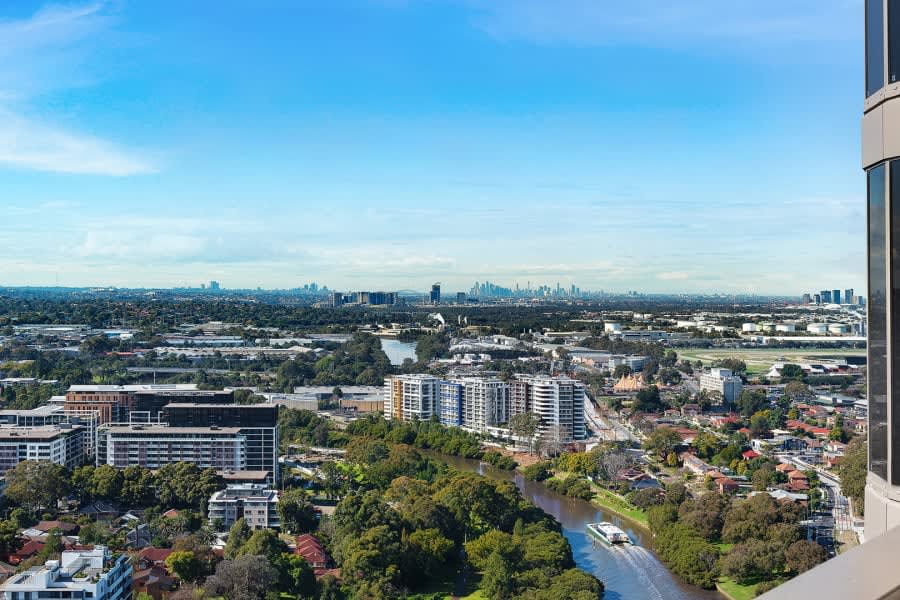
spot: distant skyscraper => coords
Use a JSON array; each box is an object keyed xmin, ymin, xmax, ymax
[
  {"xmin": 209, "ymin": 280, "xmax": 220, "ymax": 291},
  {"xmin": 430, "ymin": 283, "xmax": 441, "ymax": 305},
  {"xmin": 845, "ymin": 288, "xmax": 854, "ymax": 304},
  {"xmin": 821, "ymin": 290, "xmax": 832, "ymax": 303},
  {"xmin": 833, "ymin": 289, "xmax": 842, "ymax": 304},
  {"xmin": 801, "ymin": 293, "xmax": 811, "ymax": 305},
  {"xmin": 814, "ymin": 293, "xmax": 821, "ymax": 304},
  {"xmin": 457, "ymin": 292, "xmax": 466, "ymax": 303}
]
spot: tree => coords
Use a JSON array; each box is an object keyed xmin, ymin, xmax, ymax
[
  {"xmin": 647, "ymin": 503, "xmax": 679, "ymax": 533},
  {"xmin": 317, "ymin": 574, "xmax": 344, "ymax": 600},
  {"xmin": 643, "ymin": 426, "xmax": 682, "ymax": 459},
  {"xmin": 340, "ymin": 524, "xmax": 402, "ymax": 598},
  {"xmin": 719, "ymin": 539, "xmax": 782, "ymax": 584},
  {"xmin": 278, "ymin": 488, "xmax": 318, "ymax": 534},
  {"xmin": 751, "ymin": 466, "xmax": 774, "ymax": 491},
  {"xmin": 481, "ymin": 551, "xmax": 514, "ymax": 600},
  {"xmin": 750, "ymin": 413, "xmax": 771, "ymax": 438},
  {"xmin": 5, "ymin": 461, "xmax": 69, "ymax": 512},
  {"xmin": 204, "ymin": 555, "xmax": 275, "ymax": 600},
  {"xmin": 91, "ymin": 464, "xmax": 124, "ymax": 501},
  {"xmin": 634, "ymin": 386, "xmax": 663, "ymax": 412},
  {"xmin": 784, "ymin": 380, "xmax": 810, "ymax": 400},
  {"xmin": 509, "ymin": 412, "xmax": 542, "ymax": 454},
  {"xmin": 0, "ymin": 520, "xmax": 22, "ymax": 556},
  {"xmin": 272, "ymin": 553, "xmax": 317, "ymax": 598},
  {"xmin": 838, "ymin": 437, "xmax": 867, "ymax": 516},
  {"xmin": 714, "ymin": 359, "xmax": 747, "ymax": 375},
  {"xmin": 407, "ymin": 528, "xmax": 454, "ymax": 580},
  {"xmin": 612, "ymin": 364, "xmax": 633, "ymax": 379},
  {"xmin": 237, "ymin": 529, "xmax": 288, "ymax": 562},
  {"xmin": 166, "ymin": 551, "xmax": 204, "ymax": 583},
  {"xmin": 784, "ymin": 540, "xmax": 827, "ymax": 574},
  {"xmin": 519, "ymin": 568, "xmax": 604, "ymax": 600},
  {"xmin": 738, "ymin": 389, "xmax": 768, "ymax": 417},
  {"xmin": 223, "ymin": 518, "xmax": 252, "ymax": 559},
  {"xmin": 779, "ymin": 364, "xmax": 805, "ymax": 381}
]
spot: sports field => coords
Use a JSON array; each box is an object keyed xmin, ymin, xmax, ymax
[{"xmin": 675, "ymin": 347, "xmax": 865, "ymax": 376}]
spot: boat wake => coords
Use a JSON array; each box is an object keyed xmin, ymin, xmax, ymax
[{"xmin": 612, "ymin": 545, "xmax": 667, "ymax": 600}]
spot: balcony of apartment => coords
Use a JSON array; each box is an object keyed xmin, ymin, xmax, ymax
[{"xmin": 760, "ymin": 525, "xmax": 900, "ymax": 599}]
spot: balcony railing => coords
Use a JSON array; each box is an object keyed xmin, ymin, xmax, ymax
[{"xmin": 760, "ymin": 525, "xmax": 900, "ymax": 599}]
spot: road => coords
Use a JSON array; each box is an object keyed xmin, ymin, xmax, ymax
[
  {"xmin": 584, "ymin": 397, "xmax": 637, "ymax": 443},
  {"xmin": 776, "ymin": 453, "xmax": 857, "ymax": 555}
]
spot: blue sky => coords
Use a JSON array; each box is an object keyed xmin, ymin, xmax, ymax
[{"xmin": 0, "ymin": 0, "xmax": 864, "ymax": 294}]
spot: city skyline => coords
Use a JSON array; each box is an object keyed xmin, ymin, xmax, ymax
[{"xmin": 0, "ymin": 1, "xmax": 864, "ymax": 293}]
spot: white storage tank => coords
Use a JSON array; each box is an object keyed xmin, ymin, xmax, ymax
[
  {"xmin": 742, "ymin": 323, "xmax": 759, "ymax": 332},
  {"xmin": 807, "ymin": 323, "xmax": 829, "ymax": 334},
  {"xmin": 604, "ymin": 322, "xmax": 622, "ymax": 333},
  {"xmin": 828, "ymin": 323, "xmax": 851, "ymax": 335},
  {"xmin": 775, "ymin": 323, "xmax": 796, "ymax": 332}
]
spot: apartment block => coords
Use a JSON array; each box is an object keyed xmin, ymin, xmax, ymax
[
  {"xmin": 97, "ymin": 425, "xmax": 245, "ymax": 471},
  {"xmin": 64, "ymin": 384, "xmax": 231, "ymax": 424},
  {"xmin": 699, "ymin": 368, "xmax": 744, "ymax": 405},
  {"xmin": 0, "ymin": 546, "xmax": 132, "ymax": 600},
  {"xmin": 384, "ymin": 374, "xmax": 440, "ymax": 421},
  {"xmin": 161, "ymin": 403, "xmax": 278, "ymax": 480},
  {"xmin": 509, "ymin": 375, "xmax": 586, "ymax": 443},
  {"xmin": 208, "ymin": 484, "xmax": 280, "ymax": 530},
  {"xmin": 0, "ymin": 425, "xmax": 86, "ymax": 473}
]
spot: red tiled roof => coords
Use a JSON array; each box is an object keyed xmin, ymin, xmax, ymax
[
  {"xmin": 139, "ymin": 547, "xmax": 174, "ymax": 563},
  {"xmin": 35, "ymin": 521, "xmax": 78, "ymax": 533},
  {"xmin": 742, "ymin": 450, "xmax": 761, "ymax": 459}
]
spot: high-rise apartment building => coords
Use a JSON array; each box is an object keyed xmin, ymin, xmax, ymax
[
  {"xmin": 845, "ymin": 288, "xmax": 855, "ymax": 304},
  {"xmin": 65, "ymin": 384, "xmax": 231, "ymax": 424},
  {"xmin": 0, "ymin": 425, "xmax": 87, "ymax": 473},
  {"xmin": 384, "ymin": 374, "xmax": 440, "ymax": 421},
  {"xmin": 509, "ymin": 375, "xmax": 586, "ymax": 443},
  {"xmin": 430, "ymin": 283, "xmax": 441, "ymax": 304},
  {"xmin": 97, "ymin": 424, "xmax": 246, "ymax": 471},
  {"xmin": 162, "ymin": 403, "xmax": 278, "ymax": 480},
  {"xmin": 821, "ymin": 290, "xmax": 833, "ymax": 304},
  {"xmin": 863, "ymin": 0, "xmax": 900, "ymax": 539},
  {"xmin": 456, "ymin": 377, "xmax": 509, "ymax": 432}
]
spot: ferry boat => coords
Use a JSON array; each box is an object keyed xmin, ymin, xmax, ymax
[{"xmin": 586, "ymin": 522, "xmax": 631, "ymax": 545}]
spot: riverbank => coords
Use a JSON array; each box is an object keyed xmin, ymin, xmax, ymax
[
  {"xmin": 715, "ymin": 578, "xmax": 757, "ymax": 600},
  {"xmin": 589, "ymin": 486, "xmax": 650, "ymax": 530}
]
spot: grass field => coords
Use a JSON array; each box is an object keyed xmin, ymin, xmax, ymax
[
  {"xmin": 716, "ymin": 577, "xmax": 760, "ymax": 600},
  {"xmin": 590, "ymin": 486, "xmax": 650, "ymax": 528},
  {"xmin": 676, "ymin": 348, "xmax": 865, "ymax": 376}
]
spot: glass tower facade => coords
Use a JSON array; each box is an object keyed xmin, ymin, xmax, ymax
[{"xmin": 864, "ymin": 0, "xmax": 900, "ymax": 538}]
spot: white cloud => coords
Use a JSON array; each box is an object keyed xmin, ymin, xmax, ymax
[
  {"xmin": 0, "ymin": 110, "xmax": 156, "ymax": 175},
  {"xmin": 0, "ymin": 2, "xmax": 156, "ymax": 175}
]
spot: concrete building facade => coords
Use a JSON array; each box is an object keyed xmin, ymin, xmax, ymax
[
  {"xmin": 97, "ymin": 425, "xmax": 245, "ymax": 471},
  {"xmin": 509, "ymin": 375, "xmax": 586, "ymax": 443},
  {"xmin": 0, "ymin": 425, "xmax": 86, "ymax": 473},
  {"xmin": 208, "ymin": 484, "xmax": 280, "ymax": 530},
  {"xmin": 699, "ymin": 368, "xmax": 743, "ymax": 405},
  {"xmin": 0, "ymin": 546, "xmax": 132, "ymax": 600},
  {"xmin": 384, "ymin": 374, "xmax": 440, "ymax": 422}
]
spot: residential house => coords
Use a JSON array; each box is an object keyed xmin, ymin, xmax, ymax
[{"xmin": 294, "ymin": 534, "xmax": 335, "ymax": 578}]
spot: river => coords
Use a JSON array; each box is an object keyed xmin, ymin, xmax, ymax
[
  {"xmin": 435, "ymin": 453, "xmax": 723, "ymax": 600},
  {"xmin": 380, "ymin": 339, "xmax": 417, "ymax": 365}
]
